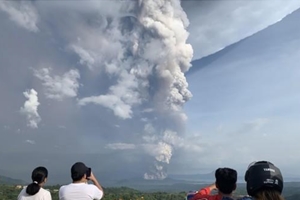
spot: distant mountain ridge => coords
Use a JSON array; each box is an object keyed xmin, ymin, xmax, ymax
[{"xmin": 0, "ymin": 175, "xmax": 27, "ymax": 185}]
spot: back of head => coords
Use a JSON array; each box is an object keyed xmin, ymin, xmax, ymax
[
  {"xmin": 215, "ymin": 167, "xmax": 237, "ymax": 194},
  {"xmin": 244, "ymin": 161, "xmax": 283, "ymax": 199},
  {"xmin": 26, "ymin": 166, "xmax": 48, "ymax": 196},
  {"xmin": 71, "ymin": 162, "xmax": 89, "ymax": 182}
]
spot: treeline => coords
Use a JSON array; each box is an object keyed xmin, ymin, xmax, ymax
[
  {"xmin": 0, "ymin": 185, "xmax": 186, "ymax": 200},
  {"xmin": 1, "ymin": 184, "xmax": 298, "ymax": 200}
]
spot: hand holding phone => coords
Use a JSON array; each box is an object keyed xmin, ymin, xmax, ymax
[{"xmin": 86, "ymin": 168, "xmax": 91, "ymax": 178}]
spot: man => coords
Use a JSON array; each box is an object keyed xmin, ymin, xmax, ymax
[
  {"xmin": 59, "ymin": 162, "xmax": 104, "ymax": 200},
  {"xmin": 190, "ymin": 167, "xmax": 237, "ymax": 200}
]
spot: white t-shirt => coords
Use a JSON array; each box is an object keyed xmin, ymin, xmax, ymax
[
  {"xmin": 18, "ymin": 187, "xmax": 52, "ymax": 200},
  {"xmin": 59, "ymin": 183, "xmax": 103, "ymax": 200}
]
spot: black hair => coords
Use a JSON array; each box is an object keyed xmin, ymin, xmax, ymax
[
  {"xmin": 26, "ymin": 166, "xmax": 48, "ymax": 195},
  {"xmin": 215, "ymin": 167, "xmax": 237, "ymax": 194},
  {"xmin": 72, "ymin": 172, "xmax": 85, "ymax": 182},
  {"xmin": 71, "ymin": 162, "xmax": 89, "ymax": 182}
]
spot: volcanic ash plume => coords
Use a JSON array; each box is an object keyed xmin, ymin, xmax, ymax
[
  {"xmin": 133, "ymin": 0, "xmax": 193, "ymax": 180},
  {"xmin": 76, "ymin": 0, "xmax": 193, "ymax": 179}
]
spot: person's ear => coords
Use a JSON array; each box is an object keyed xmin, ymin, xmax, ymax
[
  {"xmin": 215, "ymin": 182, "xmax": 219, "ymax": 189},
  {"xmin": 44, "ymin": 177, "xmax": 47, "ymax": 183}
]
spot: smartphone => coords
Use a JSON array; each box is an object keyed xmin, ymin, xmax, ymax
[{"xmin": 86, "ymin": 168, "xmax": 91, "ymax": 178}]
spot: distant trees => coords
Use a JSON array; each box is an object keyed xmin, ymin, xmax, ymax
[
  {"xmin": 98, "ymin": 187, "xmax": 186, "ymax": 200},
  {"xmin": 0, "ymin": 184, "xmax": 20, "ymax": 200},
  {"xmin": 0, "ymin": 184, "xmax": 186, "ymax": 200}
]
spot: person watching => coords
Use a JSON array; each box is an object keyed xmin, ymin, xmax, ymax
[
  {"xmin": 242, "ymin": 161, "xmax": 284, "ymax": 200},
  {"xmin": 18, "ymin": 166, "xmax": 52, "ymax": 200},
  {"xmin": 190, "ymin": 167, "xmax": 237, "ymax": 200},
  {"xmin": 59, "ymin": 162, "xmax": 104, "ymax": 200}
]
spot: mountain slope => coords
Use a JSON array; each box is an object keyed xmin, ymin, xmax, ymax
[{"xmin": 0, "ymin": 175, "xmax": 27, "ymax": 185}]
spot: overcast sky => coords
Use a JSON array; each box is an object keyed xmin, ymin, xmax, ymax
[{"xmin": 0, "ymin": 0, "xmax": 300, "ymax": 184}]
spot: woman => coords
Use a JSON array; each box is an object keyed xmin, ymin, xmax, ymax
[
  {"xmin": 244, "ymin": 161, "xmax": 284, "ymax": 200},
  {"xmin": 18, "ymin": 166, "xmax": 52, "ymax": 200}
]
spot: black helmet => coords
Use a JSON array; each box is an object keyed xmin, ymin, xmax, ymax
[{"xmin": 244, "ymin": 161, "xmax": 283, "ymax": 196}]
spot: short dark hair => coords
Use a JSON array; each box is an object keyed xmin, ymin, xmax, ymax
[
  {"xmin": 215, "ymin": 167, "xmax": 237, "ymax": 194},
  {"xmin": 71, "ymin": 162, "xmax": 89, "ymax": 181}
]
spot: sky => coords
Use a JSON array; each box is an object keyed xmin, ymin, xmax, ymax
[{"xmin": 0, "ymin": 0, "xmax": 300, "ymax": 184}]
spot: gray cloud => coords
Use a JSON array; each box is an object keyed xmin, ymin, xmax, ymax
[
  {"xmin": 69, "ymin": 45, "xmax": 95, "ymax": 70},
  {"xmin": 0, "ymin": 1, "xmax": 39, "ymax": 32},
  {"xmin": 106, "ymin": 143, "xmax": 136, "ymax": 150},
  {"xmin": 25, "ymin": 139, "xmax": 36, "ymax": 145}
]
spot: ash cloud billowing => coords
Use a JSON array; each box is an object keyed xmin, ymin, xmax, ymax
[
  {"xmin": 76, "ymin": 0, "xmax": 193, "ymax": 179},
  {"xmin": 12, "ymin": 0, "xmax": 193, "ymax": 180}
]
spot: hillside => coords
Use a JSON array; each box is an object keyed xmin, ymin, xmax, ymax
[{"xmin": 0, "ymin": 175, "xmax": 27, "ymax": 185}]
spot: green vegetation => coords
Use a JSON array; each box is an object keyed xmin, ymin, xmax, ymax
[
  {"xmin": 0, "ymin": 183, "xmax": 299, "ymax": 200},
  {"xmin": 0, "ymin": 184, "xmax": 186, "ymax": 200}
]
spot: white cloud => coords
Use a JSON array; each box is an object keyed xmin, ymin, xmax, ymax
[
  {"xmin": 25, "ymin": 140, "xmax": 36, "ymax": 145},
  {"xmin": 106, "ymin": 143, "xmax": 136, "ymax": 150},
  {"xmin": 78, "ymin": 70, "xmax": 141, "ymax": 119},
  {"xmin": 73, "ymin": 0, "xmax": 193, "ymax": 127},
  {"xmin": 79, "ymin": 94, "xmax": 134, "ymax": 119},
  {"xmin": 67, "ymin": 21, "xmax": 124, "ymax": 71},
  {"xmin": 0, "ymin": 1, "xmax": 39, "ymax": 32},
  {"xmin": 142, "ymin": 142, "xmax": 173, "ymax": 164},
  {"xmin": 34, "ymin": 68, "xmax": 80, "ymax": 101},
  {"xmin": 20, "ymin": 89, "xmax": 41, "ymax": 129},
  {"xmin": 70, "ymin": 45, "xmax": 95, "ymax": 70},
  {"xmin": 184, "ymin": 1, "xmax": 300, "ymax": 59}
]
